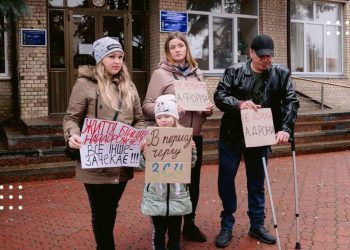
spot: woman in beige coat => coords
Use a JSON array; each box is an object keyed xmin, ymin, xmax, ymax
[
  {"xmin": 142, "ymin": 32, "xmax": 214, "ymax": 242},
  {"xmin": 63, "ymin": 37, "xmax": 145, "ymax": 250}
]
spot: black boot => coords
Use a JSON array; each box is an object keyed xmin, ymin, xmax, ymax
[
  {"xmin": 215, "ymin": 229, "xmax": 232, "ymax": 248},
  {"xmin": 182, "ymin": 221, "xmax": 207, "ymax": 242},
  {"xmin": 248, "ymin": 226, "xmax": 276, "ymax": 244}
]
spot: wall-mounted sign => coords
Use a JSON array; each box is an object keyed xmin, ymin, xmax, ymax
[
  {"xmin": 160, "ymin": 11, "xmax": 187, "ymax": 32},
  {"xmin": 21, "ymin": 29, "xmax": 47, "ymax": 46}
]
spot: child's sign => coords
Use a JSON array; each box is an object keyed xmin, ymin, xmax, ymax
[
  {"xmin": 80, "ymin": 118, "xmax": 148, "ymax": 169},
  {"xmin": 145, "ymin": 127, "xmax": 193, "ymax": 183},
  {"xmin": 174, "ymin": 80, "xmax": 209, "ymax": 111},
  {"xmin": 241, "ymin": 108, "xmax": 276, "ymax": 147}
]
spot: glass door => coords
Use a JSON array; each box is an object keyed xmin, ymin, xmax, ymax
[
  {"xmin": 68, "ymin": 10, "xmax": 97, "ymax": 93},
  {"xmin": 68, "ymin": 10, "xmax": 127, "ymax": 93}
]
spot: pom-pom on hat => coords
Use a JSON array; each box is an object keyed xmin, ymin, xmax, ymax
[
  {"xmin": 154, "ymin": 94, "xmax": 179, "ymax": 120},
  {"xmin": 92, "ymin": 37, "xmax": 124, "ymax": 64}
]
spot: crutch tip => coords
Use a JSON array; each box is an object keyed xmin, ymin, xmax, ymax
[{"xmin": 295, "ymin": 242, "xmax": 301, "ymax": 249}]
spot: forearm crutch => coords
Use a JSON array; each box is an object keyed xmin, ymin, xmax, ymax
[
  {"xmin": 291, "ymin": 140, "xmax": 301, "ymax": 249},
  {"xmin": 262, "ymin": 156, "xmax": 282, "ymax": 250}
]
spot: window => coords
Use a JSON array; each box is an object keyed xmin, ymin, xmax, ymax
[
  {"xmin": 187, "ymin": 0, "xmax": 258, "ymax": 72},
  {"xmin": 0, "ymin": 16, "xmax": 8, "ymax": 77},
  {"xmin": 49, "ymin": 10, "xmax": 65, "ymax": 68},
  {"xmin": 291, "ymin": 0, "xmax": 343, "ymax": 75}
]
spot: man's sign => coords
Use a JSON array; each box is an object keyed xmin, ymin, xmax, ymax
[
  {"xmin": 241, "ymin": 108, "xmax": 276, "ymax": 147},
  {"xmin": 80, "ymin": 118, "xmax": 148, "ymax": 169},
  {"xmin": 145, "ymin": 127, "xmax": 193, "ymax": 183},
  {"xmin": 174, "ymin": 80, "xmax": 209, "ymax": 111}
]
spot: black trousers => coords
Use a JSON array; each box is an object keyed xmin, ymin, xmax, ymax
[
  {"xmin": 84, "ymin": 182, "xmax": 128, "ymax": 250},
  {"xmin": 184, "ymin": 135, "xmax": 202, "ymax": 224},
  {"xmin": 151, "ymin": 215, "xmax": 182, "ymax": 250}
]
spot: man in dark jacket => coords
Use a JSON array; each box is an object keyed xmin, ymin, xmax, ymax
[{"xmin": 213, "ymin": 34, "xmax": 299, "ymax": 248}]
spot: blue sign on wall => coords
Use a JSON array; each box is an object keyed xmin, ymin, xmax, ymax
[
  {"xmin": 160, "ymin": 11, "xmax": 187, "ymax": 33},
  {"xmin": 21, "ymin": 29, "xmax": 47, "ymax": 46}
]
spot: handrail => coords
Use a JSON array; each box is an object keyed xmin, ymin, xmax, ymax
[
  {"xmin": 292, "ymin": 76, "xmax": 350, "ymax": 89},
  {"xmin": 291, "ymin": 76, "xmax": 350, "ymax": 111}
]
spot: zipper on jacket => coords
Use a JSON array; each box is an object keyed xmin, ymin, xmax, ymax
[
  {"xmin": 166, "ymin": 183, "xmax": 170, "ymax": 216},
  {"xmin": 146, "ymin": 183, "xmax": 150, "ymax": 192}
]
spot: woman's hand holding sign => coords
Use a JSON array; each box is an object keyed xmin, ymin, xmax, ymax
[{"xmin": 68, "ymin": 134, "xmax": 83, "ymax": 149}]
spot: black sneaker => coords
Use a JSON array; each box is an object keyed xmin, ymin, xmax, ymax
[
  {"xmin": 215, "ymin": 229, "xmax": 232, "ymax": 248},
  {"xmin": 248, "ymin": 226, "xmax": 276, "ymax": 244},
  {"xmin": 182, "ymin": 223, "xmax": 207, "ymax": 242}
]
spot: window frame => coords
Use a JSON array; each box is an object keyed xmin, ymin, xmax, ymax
[
  {"xmin": 0, "ymin": 16, "xmax": 9, "ymax": 79},
  {"xmin": 187, "ymin": 0, "xmax": 259, "ymax": 74},
  {"xmin": 291, "ymin": 1, "xmax": 344, "ymax": 76}
]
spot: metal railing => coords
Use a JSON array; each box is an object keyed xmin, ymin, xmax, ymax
[{"xmin": 291, "ymin": 76, "xmax": 350, "ymax": 111}]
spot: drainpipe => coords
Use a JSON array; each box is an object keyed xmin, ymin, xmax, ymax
[
  {"xmin": 287, "ymin": 0, "xmax": 291, "ymax": 70},
  {"xmin": 10, "ymin": 14, "xmax": 20, "ymax": 123}
]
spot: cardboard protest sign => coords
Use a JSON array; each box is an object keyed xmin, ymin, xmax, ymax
[
  {"xmin": 80, "ymin": 118, "xmax": 148, "ymax": 169},
  {"xmin": 174, "ymin": 80, "xmax": 209, "ymax": 111},
  {"xmin": 145, "ymin": 127, "xmax": 193, "ymax": 183},
  {"xmin": 241, "ymin": 108, "xmax": 276, "ymax": 147}
]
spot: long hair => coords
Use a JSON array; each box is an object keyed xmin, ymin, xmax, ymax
[
  {"xmin": 94, "ymin": 63, "xmax": 134, "ymax": 112},
  {"xmin": 164, "ymin": 32, "xmax": 197, "ymax": 67}
]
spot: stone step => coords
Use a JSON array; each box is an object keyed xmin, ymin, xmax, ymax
[
  {"xmin": 0, "ymin": 146, "xmax": 71, "ymax": 167},
  {"xmin": 295, "ymin": 119, "xmax": 350, "ymax": 131},
  {"xmin": 21, "ymin": 116, "xmax": 63, "ymax": 135},
  {"xmin": 0, "ymin": 161, "xmax": 75, "ymax": 183},
  {"xmin": 202, "ymin": 139, "xmax": 350, "ymax": 165},
  {"xmin": 202, "ymin": 128, "xmax": 350, "ymax": 158},
  {"xmin": 4, "ymin": 126, "xmax": 65, "ymax": 150}
]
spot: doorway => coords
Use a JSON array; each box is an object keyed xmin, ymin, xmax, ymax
[
  {"xmin": 48, "ymin": 2, "xmax": 148, "ymax": 114},
  {"xmin": 68, "ymin": 10, "xmax": 128, "ymax": 92}
]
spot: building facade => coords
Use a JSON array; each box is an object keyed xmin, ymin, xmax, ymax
[{"xmin": 1, "ymin": 0, "xmax": 350, "ymax": 121}]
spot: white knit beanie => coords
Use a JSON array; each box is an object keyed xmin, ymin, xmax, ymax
[
  {"xmin": 154, "ymin": 94, "xmax": 179, "ymax": 120},
  {"xmin": 92, "ymin": 37, "xmax": 124, "ymax": 64}
]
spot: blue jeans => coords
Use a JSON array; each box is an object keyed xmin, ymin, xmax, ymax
[{"xmin": 218, "ymin": 140, "xmax": 268, "ymax": 231}]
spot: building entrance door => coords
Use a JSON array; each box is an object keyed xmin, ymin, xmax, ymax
[
  {"xmin": 48, "ymin": 2, "xmax": 148, "ymax": 115},
  {"xmin": 67, "ymin": 10, "xmax": 128, "ymax": 97}
]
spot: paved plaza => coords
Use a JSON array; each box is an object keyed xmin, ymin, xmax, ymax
[{"xmin": 1, "ymin": 150, "xmax": 350, "ymax": 249}]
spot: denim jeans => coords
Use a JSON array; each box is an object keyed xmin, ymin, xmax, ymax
[
  {"xmin": 218, "ymin": 140, "xmax": 268, "ymax": 231},
  {"xmin": 84, "ymin": 182, "xmax": 128, "ymax": 250}
]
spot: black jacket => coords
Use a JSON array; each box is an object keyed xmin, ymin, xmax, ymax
[{"xmin": 214, "ymin": 60, "xmax": 299, "ymax": 146}]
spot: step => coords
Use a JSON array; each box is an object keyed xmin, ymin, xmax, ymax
[
  {"xmin": 21, "ymin": 116, "xmax": 63, "ymax": 135},
  {"xmin": 0, "ymin": 146, "xmax": 71, "ymax": 167},
  {"xmin": 0, "ymin": 161, "xmax": 75, "ymax": 183},
  {"xmin": 202, "ymin": 140, "xmax": 350, "ymax": 165},
  {"xmin": 270, "ymin": 139, "xmax": 350, "ymax": 158},
  {"xmin": 297, "ymin": 111, "xmax": 350, "ymax": 122},
  {"xmin": 294, "ymin": 119, "xmax": 350, "ymax": 132},
  {"xmin": 4, "ymin": 126, "xmax": 65, "ymax": 150},
  {"xmin": 294, "ymin": 129, "xmax": 350, "ymax": 144}
]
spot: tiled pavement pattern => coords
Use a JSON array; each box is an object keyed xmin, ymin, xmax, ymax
[{"xmin": 0, "ymin": 151, "xmax": 350, "ymax": 249}]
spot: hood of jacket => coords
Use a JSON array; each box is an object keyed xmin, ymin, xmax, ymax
[{"xmin": 78, "ymin": 65, "xmax": 97, "ymax": 82}]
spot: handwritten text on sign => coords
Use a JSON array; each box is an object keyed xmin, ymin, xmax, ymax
[
  {"xmin": 145, "ymin": 127, "xmax": 193, "ymax": 183},
  {"xmin": 174, "ymin": 80, "xmax": 209, "ymax": 111},
  {"xmin": 241, "ymin": 108, "xmax": 276, "ymax": 147},
  {"xmin": 80, "ymin": 118, "xmax": 148, "ymax": 169}
]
